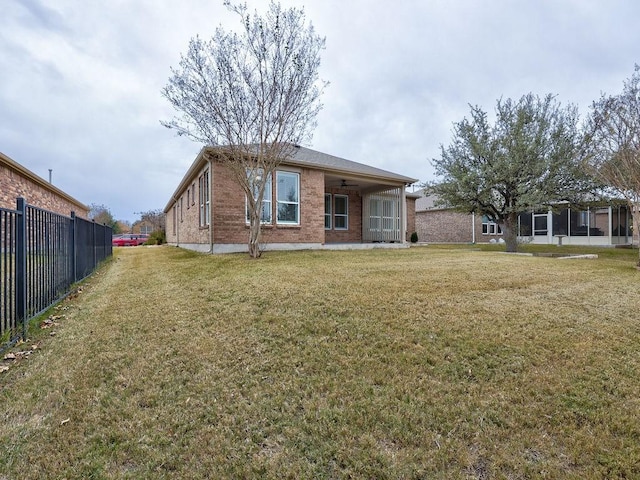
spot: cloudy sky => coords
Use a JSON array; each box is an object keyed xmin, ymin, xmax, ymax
[{"xmin": 2, "ymin": 0, "xmax": 639, "ymax": 223}]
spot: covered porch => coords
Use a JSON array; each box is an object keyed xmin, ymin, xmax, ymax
[{"xmin": 323, "ymin": 173, "xmax": 412, "ymax": 245}]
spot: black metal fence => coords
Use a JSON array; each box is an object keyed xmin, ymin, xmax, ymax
[{"xmin": 1, "ymin": 197, "xmax": 112, "ymax": 352}]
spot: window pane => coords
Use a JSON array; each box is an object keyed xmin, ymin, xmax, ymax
[
  {"xmin": 335, "ymin": 216, "xmax": 347, "ymax": 229},
  {"xmin": 278, "ymin": 203, "xmax": 298, "ymax": 222},
  {"xmin": 277, "ymin": 172, "xmax": 298, "ymax": 202},
  {"xmin": 276, "ymin": 171, "xmax": 299, "ymax": 224},
  {"xmin": 335, "ymin": 196, "xmax": 347, "ymax": 215}
]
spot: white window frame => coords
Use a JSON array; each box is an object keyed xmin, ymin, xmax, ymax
[
  {"xmin": 245, "ymin": 169, "xmax": 272, "ymax": 224},
  {"xmin": 324, "ymin": 193, "xmax": 332, "ymax": 230},
  {"xmin": 199, "ymin": 170, "xmax": 210, "ymax": 227},
  {"xmin": 334, "ymin": 195, "xmax": 348, "ymax": 230},
  {"xmin": 481, "ymin": 215, "xmax": 502, "ymax": 235},
  {"xmin": 276, "ymin": 171, "xmax": 300, "ymax": 225}
]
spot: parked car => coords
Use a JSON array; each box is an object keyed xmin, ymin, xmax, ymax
[{"xmin": 112, "ymin": 234, "xmax": 149, "ymax": 247}]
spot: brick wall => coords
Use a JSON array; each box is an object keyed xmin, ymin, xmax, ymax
[
  {"xmin": 406, "ymin": 196, "xmax": 416, "ymax": 241},
  {"xmin": 1, "ymin": 154, "xmax": 88, "ymax": 218},
  {"xmin": 165, "ymin": 157, "xmax": 416, "ymax": 248},
  {"xmin": 324, "ymin": 187, "xmax": 363, "ymax": 243},
  {"xmin": 213, "ymin": 162, "xmax": 326, "ymax": 244},
  {"xmin": 416, "ymin": 209, "xmax": 505, "ymax": 243},
  {"xmin": 166, "ymin": 160, "xmax": 328, "ymax": 246}
]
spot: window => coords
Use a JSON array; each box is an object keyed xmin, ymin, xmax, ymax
[
  {"xmin": 199, "ymin": 170, "xmax": 210, "ymax": 227},
  {"xmin": 481, "ymin": 215, "xmax": 502, "ymax": 235},
  {"xmin": 324, "ymin": 193, "xmax": 332, "ymax": 229},
  {"xmin": 192, "ymin": 182, "xmax": 196, "ymax": 206},
  {"xmin": 246, "ymin": 169, "xmax": 272, "ymax": 224},
  {"xmin": 172, "ymin": 205, "xmax": 177, "ymax": 234},
  {"xmin": 334, "ymin": 195, "xmax": 348, "ymax": 230},
  {"xmin": 186, "ymin": 188, "xmax": 190, "ymax": 209},
  {"xmin": 276, "ymin": 171, "xmax": 299, "ymax": 224},
  {"xmin": 180, "ymin": 196, "xmax": 184, "ymax": 222}
]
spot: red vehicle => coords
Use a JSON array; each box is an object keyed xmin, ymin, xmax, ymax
[{"xmin": 112, "ymin": 234, "xmax": 149, "ymax": 247}]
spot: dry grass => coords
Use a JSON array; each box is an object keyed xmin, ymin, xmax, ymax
[{"xmin": 1, "ymin": 245, "xmax": 640, "ymax": 479}]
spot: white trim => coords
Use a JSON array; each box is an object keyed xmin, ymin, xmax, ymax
[
  {"xmin": 276, "ymin": 170, "xmax": 300, "ymax": 225},
  {"xmin": 334, "ymin": 194, "xmax": 349, "ymax": 230}
]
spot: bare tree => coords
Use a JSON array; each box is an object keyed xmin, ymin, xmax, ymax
[
  {"xmin": 162, "ymin": 1, "xmax": 326, "ymax": 258},
  {"xmin": 134, "ymin": 209, "xmax": 165, "ymax": 233},
  {"xmin": 584, "ymin": 65, "xmax": 640, "ymax": 267}
]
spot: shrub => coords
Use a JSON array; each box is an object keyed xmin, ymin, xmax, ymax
[
  {"xmin": 410, "ymin": 231, "xmax": 418, "ymax": 243},
  {"xmin": 145, "ymin": 230, "xmax": 166, "ymax": 245}
]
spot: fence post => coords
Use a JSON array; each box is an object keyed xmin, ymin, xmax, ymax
[
  {"xmin": 15, "ymin": 197, "xmax": 27, "ymax": 340},
  {"xmin": 70, "ymin": 211, "xmax": 77, "ymax": 283}
]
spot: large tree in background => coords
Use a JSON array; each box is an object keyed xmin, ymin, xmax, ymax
[
  {"xmin": 427, "ymin": 93, "xmax": 596, "ymax": 253},
  {"xmin": 584, "ymin": 65, "xmax": 640, "ymax": 267},
  {"xmin": 162, "ymin": 0, "xmax": 326, "ymax": 258}
]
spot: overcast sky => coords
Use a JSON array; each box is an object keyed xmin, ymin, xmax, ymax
[{"xmin": 2, "ymin": 0, "xmax": 639, "ymax": 223}]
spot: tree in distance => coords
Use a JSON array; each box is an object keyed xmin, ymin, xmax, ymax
[
  {"xmin": 162, "ymin": 0, "xmax": 327, "ymax": 258},
  {"xmin": 88, "ymin": 203, "xmax": 119, "ymax": 232},
  {"xmin": 584, "ymin": 65, "xmax": 640, "ymax": 267},
  {"xmin": 427, "ymin": 93, "xmax": 596, "ymax": 253}
]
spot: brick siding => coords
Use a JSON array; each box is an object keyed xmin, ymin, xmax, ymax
[
  {"xmin": 416, "ymin": 209, "xmax": 504, "ymax": 243},
  {"xmin": 166, "ymin": 157, "xmax": 416, "ymax": 249},
  {"xmin": 1, "ymin": 153, "xmax": 88, "ymax": 218}
]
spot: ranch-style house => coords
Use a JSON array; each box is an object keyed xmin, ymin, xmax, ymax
[{"xmin": 164, "ymin": 145, "xmax": 419, "ymax": 253}]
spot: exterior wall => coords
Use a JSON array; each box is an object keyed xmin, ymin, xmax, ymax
[
  {"xmin": 165, "ymin": 163, "xmax": 210, "ymax": 246},
  {"xmin": 406, "ymin": 196, "xmax": 416, "ymax": 241},
  {"xmin": 1, "ymin": 154, "xmax": 88, "ymax": 218},
  {"xmin": 324, "ymin": 188, "xmax": 363, "ymax": 243},
  {"xmin": 212, "ymin": 162, "xmax": 325, "ymax": 245},
  {"xmin": 167, "ymin": 161, "xmax": 327, "ymax": 248},
  {"xmin": 416, "ymin": 209, "xmax": 475, "ymax": 243},
  {"xmin": 416, "ymin": 209, "xmax": 503, "ymax": 244}
]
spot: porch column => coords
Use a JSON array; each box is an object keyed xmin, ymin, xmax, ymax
[{"xmin": 401, "ymin": 187, "xmax": 407, "ymax": 244}]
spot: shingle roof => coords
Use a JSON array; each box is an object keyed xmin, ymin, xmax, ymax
[{"xmin": 285, "ymin": 145, "xmax": 418, "ymax": 184}]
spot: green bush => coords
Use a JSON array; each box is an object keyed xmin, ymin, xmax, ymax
[
  {"xmin": 410, "ymin": 231, "xmax": 418, "ymax": 243},
  {"xmin": 145, "ymin": 230, "xmax": 166, "ymax": 245}
]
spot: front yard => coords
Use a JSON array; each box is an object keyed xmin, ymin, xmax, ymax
[{"xmin": 1, "ymin": 245, "xmax": 639, "ymax": 479}]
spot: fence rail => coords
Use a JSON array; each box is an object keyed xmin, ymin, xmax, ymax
[{"xmin": 1, "ymin": 198, "xmax": 112, "ymax": 352}]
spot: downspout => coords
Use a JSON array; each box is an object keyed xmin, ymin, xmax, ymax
[
  {"xmin": 208, "ymin": 157, "xmax": 214, "ymax": 253},
  {"xmin": 472, "ymin": 213, "xmax": 476, "ymax": 244}
]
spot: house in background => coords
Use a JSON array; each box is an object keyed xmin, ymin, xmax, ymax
[
  {"xmin": 0, "ymin": 151, "xmax": 89, "ymax": 218},
  {"xmin": 164, "ymin": 145, "xmax": 418, "ymax": 253},
  {"xmin": 415, "ymin": 192, "xmax": 635, "ymax": 246}
]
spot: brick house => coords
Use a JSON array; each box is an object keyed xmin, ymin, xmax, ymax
[
  {"xmin": 415, "ymin": 192, "xmax": 635, "ymax": 246},
  {"xmin": 1, "ymin": 151, "xmax": 88, "ymax": 218},
  {"xmin": 164, "ymin": 145, "xmax": 418, "ymax": 253}
]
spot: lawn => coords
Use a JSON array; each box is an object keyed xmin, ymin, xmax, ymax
[{"xmin": 1, "ymin": 245, "xmax": 640, "ymax": 479}]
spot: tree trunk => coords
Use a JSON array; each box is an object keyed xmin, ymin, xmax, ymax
[
  {"xmin": 502, "ymin": 212, "xmax": 519, "ymax": 253},
  {"xmin": 248, "ymin": 215, "xmax": 262, "ymax": 259}
]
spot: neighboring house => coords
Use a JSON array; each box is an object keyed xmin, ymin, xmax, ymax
[
  {"xmin": 164, "ymin": 145, "xmax": 418, "ymax": 253},
  {"xmin": 0, "ymin": 151, "xmax": 89, "ymax": 218},
  {"xmin": 415, "ymin": 192, "xmax": 636, "ymax": 246}
]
